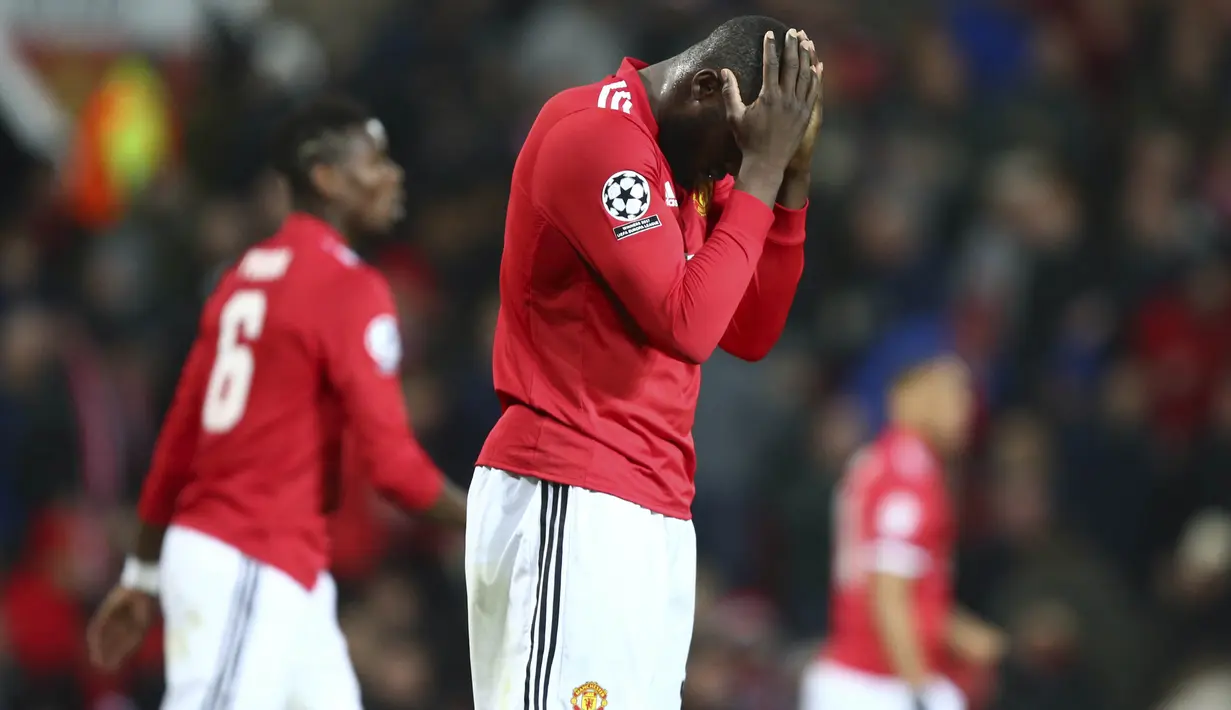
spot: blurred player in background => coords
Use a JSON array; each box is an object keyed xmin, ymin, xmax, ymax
[
  {"xmin": 801, "ymin": 351, "xmax": 1005, "ymax": 710},
  {"xmin": 85, "ymin": 96, "xmax": 467, "ymax": 710},
  {"xmin": 467, "ymin": 15, "xmax": 822, "ymax": 710}
]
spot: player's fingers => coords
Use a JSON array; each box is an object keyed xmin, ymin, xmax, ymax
[
  {"xmin": 97, "ymin": 626, "xmax": 138, "ymax": 672},
  {"xmin": 795, "ymin": 38, "xmax": 814, "ymax": 98},
  {"xmin": 761, "ymin": 31, "xmax": 779, "ymax": 98},
  {"xmin": 782, "ymin": 29, "xmax": 800, "ymax": 97},
  {"xmin": 720, "ymin": 69, "xmax": 745, "ymax": 124},
  {"xmin": 803, "ymin": 32, "xmax": 821, "ymax": 69},
  {"xmin": 798, "ymin": 31, "xmax": 817, "ymax": 66},
  {"xmin": 805, "ymin": 62, "xmax": 824, "ymax": 111},
  {"xmin": 87, "ymin": 619, "xmax": 117, "ymax": 669},
  {"xmin": 86, "ymin": 622, "xmax": 104, "ymax": 666}
]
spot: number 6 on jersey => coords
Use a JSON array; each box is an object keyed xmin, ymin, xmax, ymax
[{"xmin": 202, "ymin": 290, "xmax": 267, "ymax": 433}]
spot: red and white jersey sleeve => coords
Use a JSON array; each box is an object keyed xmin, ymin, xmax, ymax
[
  {"xmin": 861, "ymin": 437, "xmax": 944, "ymax": 579},
  {"xmin": 316, "ymin": 267, "xmax": 444, "ymax": 512}
]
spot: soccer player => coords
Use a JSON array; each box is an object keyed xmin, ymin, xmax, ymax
[
  {"xmin": 800, "ymin": 353, "xmax": 1005, "ymax": 710},
  {"xmin": 85, "ymin": 97, "xmax": 467, "ymax": 710},
  {"xmin": 466, "ymin": 15, "xmax": 822, "ymax": 710}
]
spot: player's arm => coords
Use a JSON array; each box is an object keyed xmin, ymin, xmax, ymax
[
  {"xmin": 717, "ymin": 30, "xmax": 820, "ymax": 362},
  {"xmin": 131, "ymin": 336, "xmax": 212, "ymax": 567},
  {"xmin": 866, "ymin": 488, "xmax": 932, "ymax": 692},
  {"xmin": 872, "ymin": 572, "xmax": 930, "ymax": 689},
  {"xmin": 946, "ymin": 606, "xmax": 1007, "ymax": 666},
  {"xmin": 321, "ymin": 272, "xmax": 464, "ymax": 527},
  {"xmin": 717, "ymin": 197, "xmax": 806, "ymax": 361},
  {"xmin": 88, "ymin": 335, "xmax": 212, "ymax": 671},
  {"xmin": 534, "ymin": 111, "xmax": 778, "ymax": 364}
]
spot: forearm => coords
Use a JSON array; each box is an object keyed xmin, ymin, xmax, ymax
[
  {"xmin": 136, "ymin": 340, "xmax": 207, "ymax": 528},
  {"xmin": 421, "ymin": 479, "xmax": 467, "ymax": 528},
  {"xmin": 871, "ymin": 574, "xmax": 930, "ymax": 688},
  {"xmin": 370, "ymin": 451, "xmax": 464, "ymax": 528},
  {"xmin": 133, "ymin": 521, "xmax": 167, "ymax": 564},
  {"xmin": 718, "ymin": 190, "xmax": 806, "ymax": 360},
  {"xmin": 718, "ymin": 239, "xmax": 804, "ymax": 360},
  {"xmin": 946, "ymin": 607, "xmax": 982, "ymax": 649},
  {"xmin": 734, "ymin": 156, "xmax": 787, "ymax": 210},
  {"xmin": 776, "ymin": 168, "xmax": 810, "ymax": 210},
  {"xmin": 647, "ymin": 191, "xmax": 774, "ymax": 363},
  {"xmin": 946, "ymin": 606, "xmax": 1004, "ymax": 663},
  {"xmin": 121, "ymin": 520, "xmax": 166, "ymax": 594},
  {"xmin": 369, "ymin": 443, "xmax": 447, "ymax": 513}
]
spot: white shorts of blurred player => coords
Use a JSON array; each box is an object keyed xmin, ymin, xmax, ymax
[
  {"xmin": 465, "ymin": 466, "xmax": 697, "ymax": 710},
  {"xmin": 158, "ymin": 526, "xmax": 362, "ymax": 710},
  {"xmin": 799, "ymin": 660, "xmax": 966, "ymax": 710}
]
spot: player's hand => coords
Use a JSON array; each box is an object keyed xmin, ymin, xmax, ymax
[
  {"xmin": 722, "ymin": 29, "xmax": 821, "ymax": 173},
  {"xmin": 956, "ymin": 622, "xmax": 1009, "ymax": 666},
  {"xmin": 87, "ymin": 586, "xmax": 157, "ymax": 672},
  {"xmin": 787, "ymin": 30, "xmax": 824, "ymax": 174},
  {"xmin": 422, "ymin": 480, "xmax": 467, "ymax": 529}
]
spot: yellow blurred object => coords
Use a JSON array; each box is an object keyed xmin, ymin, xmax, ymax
[
  {"xmin": 65, "ymin": 56, "xmax": 173, "ymax": 228},
  {"xmin": 99, "ymin": 59, "xmax": 171, "ymax": 193}
]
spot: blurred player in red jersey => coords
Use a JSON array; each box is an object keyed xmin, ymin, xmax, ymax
[
  {"xmin": 466, "ymin": 15, "xmax": 823, "ymax": 710},
  {"xmin": 85, "ymin": 97, "xmax": 467, "ymax": 710},
  {"xmin": 801, "ymin": 353, "xmax": 1005, "ymax": 710}
]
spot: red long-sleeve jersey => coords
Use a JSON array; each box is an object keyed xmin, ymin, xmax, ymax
[
  {"xmin": 477, "ymin": 58, "xmax": 808, "ymax": 518},
  {"xmin": 138, "ymin": 213, "xmax": 444, "ymax": 589}
]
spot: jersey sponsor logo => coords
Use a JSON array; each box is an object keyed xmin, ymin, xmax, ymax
[
  {"xmin": 238, "ymin": 248, "xmax": 292, "ymax": 281},
  {"xmin": 664, "ymin": 181, "xmax": 678, "ymax": 207},
  {"xmin": 364, "ymin": 314, "xmax": 402, "ymax": 375},
  {"xmin": 877, "ymin": 491, "xmax": 922, "ymax": 539},
  {"xmin": 597, "ymin": 80, "xmax": 632, "ymax": 113},
  {"xmin": 612, "ymin": 214, "xmax": 662, "ymax": 241},
  {"xmin": 602, "ymin": 170, "xmax": 651, "ymax": 221},
  {"xmin": 572, "ymin": 681, "xmax": 608, "ymax": 710}
]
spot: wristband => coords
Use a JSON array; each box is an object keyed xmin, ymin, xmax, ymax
[{"xmin": 120, "ymin": 557, "xmax": 160, "ymax": 595}]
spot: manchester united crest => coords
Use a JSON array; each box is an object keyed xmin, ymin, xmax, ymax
[
  {"xmin": 571, "ymin": 681, "xmax": 608, "ymax": 710},
  {"xmin": 693, "ymin": 180, "xmax": 714, "ymax": 217}
]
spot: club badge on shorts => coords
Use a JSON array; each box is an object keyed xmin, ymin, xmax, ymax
[{"xmin": 571, "ymin": 681, "xmax": 608, "ymax": 710}]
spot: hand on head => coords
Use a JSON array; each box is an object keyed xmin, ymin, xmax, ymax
[{"xmin": 720, "ymin": 28, "xmax": 823, "ymax": 171}]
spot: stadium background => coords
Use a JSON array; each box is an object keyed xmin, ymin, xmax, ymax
[{"xmin": 1, "ymin": 0, "xmax": 1230, "ymax": 708}]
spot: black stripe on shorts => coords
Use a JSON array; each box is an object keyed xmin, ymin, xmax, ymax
[
  {"xmin": 201, "ymin": 558, "xmax": 260, "ymax": 710},
  {"xmin": 523, "ymin": 482, "xmax": 569, "ymax": 710}
]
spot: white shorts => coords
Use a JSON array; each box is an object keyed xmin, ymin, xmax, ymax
[
  {"xmin": 465, "ymin": 466, "xmax": 697, "ymax": 710},
  {"xmin": 799, "ymin": 660, "xmax": 965, "ymax": 710},
  {"xmin": 159, "ymin": 525, "xmax": 361, "ymax": 710}
]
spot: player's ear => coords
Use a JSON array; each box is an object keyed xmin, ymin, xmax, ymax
[
  {"xmin": 309, "ymin": 163, "xmax": 341, "ymax": 200},
  {"xmin": 690, "ymin": 69, "xmax": 723, "ymax": 103}
]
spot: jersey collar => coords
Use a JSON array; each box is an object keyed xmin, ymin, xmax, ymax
[
  {"xmin": 615, "ymin": 57, "xmax": 657, "ymax": 139},
  {"xmin": 282, "ymin": 212, "xmax": 345, "ymax": 247}
]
